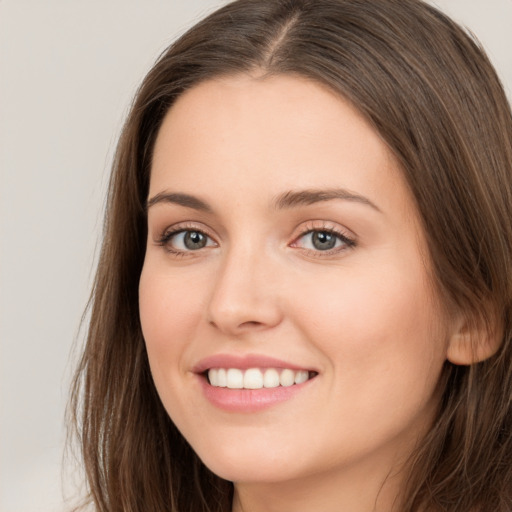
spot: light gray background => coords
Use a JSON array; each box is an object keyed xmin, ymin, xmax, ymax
[{"xmin": 1, "ymin": 1, "xmax": 511, "ymax": 511}]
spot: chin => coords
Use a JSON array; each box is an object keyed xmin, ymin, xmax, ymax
[
  {"xmin": 204, "ymin": 460, "xmax": 296, "ymax": 484},
  {"xmin": 193, "ymin": 441, "xmax": 301, "ymax": 484}
]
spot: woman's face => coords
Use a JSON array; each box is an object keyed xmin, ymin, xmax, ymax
[{"xmin": 139, "ymin": 74, "xmax": 453, "ymax": 489}]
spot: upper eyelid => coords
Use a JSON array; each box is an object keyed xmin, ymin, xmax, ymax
[
  {"xmin": 159, "ymin": 222, "xmax": 216, "ymax": 239},
  {"xmin": 291, "ymin": 220, "xmax": 355, "ymax": 238}
]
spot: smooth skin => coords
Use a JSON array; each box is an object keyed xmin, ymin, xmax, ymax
[{"xmin": 139, "ymin": 74, "xmax": 461, "ymax": 512}]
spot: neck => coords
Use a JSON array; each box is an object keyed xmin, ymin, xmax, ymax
[{"xmin": 231, "ymin": 455, "xmax": 407, "ymax": 512}]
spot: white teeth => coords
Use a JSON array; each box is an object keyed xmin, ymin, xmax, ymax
[
  {"xmin": 244, "ymin": 368, "xmax": 263, "ymax": 389},
  {"xmin": 295, "ymin": 370, "xmax": 309, "ymax": 384},
  {"xmin": 279, "ymin": 368, "xmax": 295, "ymax": 387},
  {"xmin": 209, "ymin": 368, "xmax": 219, "ymax": 386},
  {"xmin": 217, "ymin": 368, "xmax": 227, "ymax": 387},
  {"xmin": 207, "ymin": 367, "xmax": 313, "ymax": 389},
  {"xmin": 263, "ymin": 368, "xmax": 280, "ymax": 388},
  {"xmin": 226, "ymin": 368, "xmax": 244, "ymax": 389}
]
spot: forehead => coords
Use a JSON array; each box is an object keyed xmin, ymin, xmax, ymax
[{"xmin": 150, "ymin": 73, "xmax": 412, "ymax": 218}]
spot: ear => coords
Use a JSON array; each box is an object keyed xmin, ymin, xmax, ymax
[{"xmin": 446, "ymin": 312, "xmax": 502, "ymax": 365}]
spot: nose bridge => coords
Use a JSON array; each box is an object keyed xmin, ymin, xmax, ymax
[{"xmin": 207, "ymin": 237, "xmax": 282, "ymax": 334}]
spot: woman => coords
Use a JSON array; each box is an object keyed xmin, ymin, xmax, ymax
[{"xmin": 70, "ymin": 0, "xmax": 512, "ymax": 510}]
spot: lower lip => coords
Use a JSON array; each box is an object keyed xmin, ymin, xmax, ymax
[{"xmin": 198, "ymin": 375, "xmax": 315, "ymax": 413}]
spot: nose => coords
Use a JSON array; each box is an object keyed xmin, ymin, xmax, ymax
[{"xmin": 206, "ymin": 246, "xmax": 283, "ymax": 336}]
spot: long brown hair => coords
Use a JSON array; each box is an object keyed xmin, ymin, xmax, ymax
[{"xmin": 69, "ymin": 0, "xmax": 512, "ymax": 510}]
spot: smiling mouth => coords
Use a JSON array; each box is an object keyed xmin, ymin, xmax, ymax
[{"xmin": 207, "ymin": 368, "xmax": 318, "ymax": 390}]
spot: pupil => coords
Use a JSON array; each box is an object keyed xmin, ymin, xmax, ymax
[
  {"xmin": 184, "ymin": 231, "xmax": 206, "ymax": 250},
  {"xmin": 312, "ymin": 231, "xmax": 336, "ymax": 250}
]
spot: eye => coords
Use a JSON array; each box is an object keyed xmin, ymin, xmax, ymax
[
  {"xmin": 292, "ymin": 228, "xmax": 355, "ymax": 253},
  {"xmin": 158, "ymin": 228, "xmax": 216, "ymax": 253}
]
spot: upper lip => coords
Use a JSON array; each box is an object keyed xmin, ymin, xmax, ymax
[{"xmin": 192, "ymin": 353, "xmax": 316, "ymax": 374}]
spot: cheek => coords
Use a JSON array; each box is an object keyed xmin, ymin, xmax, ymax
[
  {"xmin": 292, "ymin": 259, "xmax": 447, "ymax": 397},
  {"xmin": 138, "ymin": 265, "xmax": 204, "ymax": 374},
  {"xmin": 138, "ymin": 263, "xmax": 213, "ymax": 433},
  {"xmin": 291, "ymin": 268, "xmax": 448, "ymax": 460}
]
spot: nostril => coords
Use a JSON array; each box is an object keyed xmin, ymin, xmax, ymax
[{"xmin": 240, "ymin": 321, "xmax": 263, "ymax": 328}]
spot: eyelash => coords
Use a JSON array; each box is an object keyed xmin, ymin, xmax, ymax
[
  {"xmin": 155, "ymin": 223, "xmax": 216, "ymax": 257},
  {"xmin": 291, "ymin": 223, "xmax": 356, "ymax": 256},
  {"xmin": 155, "ymin": 222, "xmax": 356, "ymax": 258}
]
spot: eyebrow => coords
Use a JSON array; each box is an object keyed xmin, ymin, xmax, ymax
[
  {"xmin": 273, "ymin": 188, "xmax": 381, "ymax": 212},
  {"xmin": 146, "ymin": 188, "xmax": 380, "ymax": 213},
  {"xmin": 146, "ymin": 192, "xmax": 213, "ymax": 213}
]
